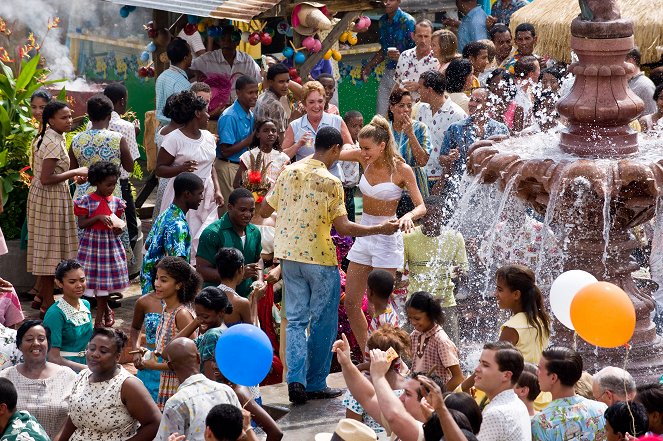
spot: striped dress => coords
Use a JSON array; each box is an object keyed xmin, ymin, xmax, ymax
[{"xmin": 391, "ymin": 120, "xmax": 432, "ymax": 198}]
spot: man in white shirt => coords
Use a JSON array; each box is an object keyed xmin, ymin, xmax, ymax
[
  {"xmin": 394, "ymin": 19, "xmax": 440, "ymax": 102},
  {"xmin": 474, "ymin": 341, "xmax": 532, "ymax": 441},
  {"xmin": 190, "ymin": 25, "xmax": 262, "ymax": 107},
  {"xmin": 416, "ymin": 70, "xmax": 467, "ymax": 194},
  {"xmin": 154, "ymin": 338, "xmax": 253, "ymax": 441}
]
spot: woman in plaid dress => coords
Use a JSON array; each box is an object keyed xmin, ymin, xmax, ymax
[{"xmin": 74, "ymin": 162, "xmax": 128, "ymax": 328}]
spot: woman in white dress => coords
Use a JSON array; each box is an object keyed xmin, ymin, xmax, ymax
[{"xmin": 156, "ymin": 91, "xmax": 223, "ymax": 263}]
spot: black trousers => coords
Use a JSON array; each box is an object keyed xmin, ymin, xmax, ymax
[{"xmin": 120, "ymin": 178, "xmax": 138, "ymax": 249}]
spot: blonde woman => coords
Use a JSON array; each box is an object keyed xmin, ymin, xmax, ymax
[
  {"xmin": 432, "ymin": 29, "xmax": 461, "ymax": 73},
  {"xmin": 339, "ymin": 115, "xmax": 426, "ymax": 353}
]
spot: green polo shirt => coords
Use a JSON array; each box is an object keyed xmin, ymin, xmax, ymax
[{"xmin": 197, "ymin": 213, "xmax": 262, "ymax": 297}]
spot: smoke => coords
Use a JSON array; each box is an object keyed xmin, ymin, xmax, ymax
[{"xmin": 0, "ymin": 0, "xmax": 76, "ymax": 79}]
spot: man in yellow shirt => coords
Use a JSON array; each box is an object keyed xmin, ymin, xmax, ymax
[
  {"xmin": 261, "ymin": 127, "xmax": 399, "ymax": 405},
  {"xmin": 403, "ymin": 196, "xmax": 468, "ymax": 343}
]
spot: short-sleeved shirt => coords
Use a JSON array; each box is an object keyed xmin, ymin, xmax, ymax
[
  {"xmin": 196, "ymin": 214, "xmax": 262, "ymax": 297},
  {"xmin": 531, "ymin": 396, "xmax": 607, "ymax": 441},
  {"xmin": 254, "ymin": 89, "xmax": 288, "ymax": 134},
  {"xmin": 289, "ymin": 113, "xmax": 346, "ymax": 181},
  {"xmin": 0, "ymin": 290, "xmax": 24, "ymax": 328},
  {"xmin": 0, "ymin": 411, "xmax": 49, "ymax": 441},
  {"xmin": 457, "ymin": 6, "xmax": 489, "ymax": 52},
  {"xmin": 43, "ymin": 299, "xmax": 93, "ymax": 364},
  {"xmin": 267, "ymin": 158, "xmax": 347, "ymax": 266},
  {"xmin": 416, "ymin": 100, "xmax": 467, "ymax": 178},
  {"xmin": 141, "ymin": 204, "xmax": 191, "ymax": 294},
  {"xmin": 191, "ymin": 50, "xmax": 262, "ymax": 102},
  {"xmin": 394, "ymin": 48, "xmax": 440, "ymax": 101},
  {"xmin": 478, "ymin": 389, "xmax": 532, "ymax": 441},
  {"xmin": 155, "ymin": 66, "xmax": 191, "ymax": 125},
  {"xmin": 403, "ymin": 227, "xmax": 468, "ymax": 307},
  {"xmin": 379, "ymin": 8, "xmax": 416, "ymax": 70},
  {"xmin": 410, "ymin": 324, "xmax": 459, "ymax": 384},
  {"xmin": 85, "ymin": 112, "xmax": 140, "ymax": 179},
  {"xmin": 193, "ymin": 327, "xmax": 225, "ymax": 367},
  {"xmin": 238, "ymin": 148, "xmax": 290, "ymax": 184},
  {"xmin": 501, "ymin": 313, "xmax": 549, "ymax": 364},
  {"xmin": 217, "ymin": 100, "xmax": 254, "ymax": 162},
  {"xmin": 490, "ymin": 0, "xmax": 530, "ymax": 26}
]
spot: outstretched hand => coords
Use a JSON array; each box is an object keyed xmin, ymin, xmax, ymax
[{"xmin": 332, "ymin": 333, "xmax": 352, "ymax": 367}]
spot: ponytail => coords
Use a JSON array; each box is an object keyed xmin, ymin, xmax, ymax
[
  {"xmin": 36, "ymin": 101, "xmax": 68, "ymax": 150},
  {"xmin": 358, "ymin": 115, "xmax": 401, "ymax": 171},
  {"xmin": 154, "ymin": 256, "xmax": 202, "ymax": 305}
]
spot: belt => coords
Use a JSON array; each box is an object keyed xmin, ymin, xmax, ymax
[
  {"xmin": 218, "ymin": 158, "xmax": 240, "ymax": 164},
  {"xmin": 61, "ymin": 350, "xmax": 86, "ymax": 358}
]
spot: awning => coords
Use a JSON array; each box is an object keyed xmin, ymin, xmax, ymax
[{"xmin": 105, "ymin": 0, "xmax": 282, "ymax": 22}]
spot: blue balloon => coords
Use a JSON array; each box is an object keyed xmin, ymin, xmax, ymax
[
  {"xmin": 208, "ymin": 26, "xmax": 220, "ymax": 37},
  {"xmin": 294, "ymin": 52, "xmax": 306, "ymax": 64},
  {"xmin": 187, "ymin": 15, "xmax": 200, "ymax": 24},
  {"xmin": 282, "ymin": 47, "xmax": 294, "ymax": 58},
  {"xmin": 140, "ymin": 51, "xmax": 150, "ymax": 62},
  {"xmin": 215, "ymin": 324, "xmax": 272, "ymax": 386},
  {"xmin": 146, "ymin": 42, "xmax": 156, "ymax": 52},
  {"xmin": 119, "ymin": 6, "xmax": 130, "ymax": 18}
]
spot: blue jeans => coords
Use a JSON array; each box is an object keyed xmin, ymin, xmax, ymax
[{"xmin": 282, "ymin": 259, "xmax": 340, "ymax": 392}]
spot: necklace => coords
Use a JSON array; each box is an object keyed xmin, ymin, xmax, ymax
[
  {"xmin": 218, "ymin": 283, "xmax": 238, "ymax": 295},
  {"xmin": 415, "ymin": 325, "xmax": 439, "ymax": 358}
]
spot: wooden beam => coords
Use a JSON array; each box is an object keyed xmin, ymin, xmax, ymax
[{"xmin": 298, "ymin": 11, "xmax": 359, "ymax": 80}]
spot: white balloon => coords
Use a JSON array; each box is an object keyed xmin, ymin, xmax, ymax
[{"xmin": 549, "ymin": 270, "xmax": 598, "ymax": 330}]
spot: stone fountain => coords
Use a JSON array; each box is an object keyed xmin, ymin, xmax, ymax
[{"xmin": 465, "ymin": 0, "xmax": 663, "ymax": 383}]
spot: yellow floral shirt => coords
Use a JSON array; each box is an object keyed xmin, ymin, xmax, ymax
[{"xmin": 267, "ymin": 158, "xmax": 347, "ymax": 266}]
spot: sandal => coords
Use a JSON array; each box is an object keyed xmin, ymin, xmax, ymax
[
  {"xmin": 31, "ymin": 296, "xmax": 42, "ymax": 310},
  {"xmin": 103, "ymin": 306, "xmax": 115, "ymax": 327},
  {"xmin": 19, "ymin": 288, "xmax": 39, "ymax": 301}
]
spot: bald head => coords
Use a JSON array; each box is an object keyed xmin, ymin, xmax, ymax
[
  {"xmin": 592, "ymin": 366, "xmax": 636, "ymax": 406},
  {"xmin": 163, "ymin": 337, "xmax": 201, "ymax": 377}
]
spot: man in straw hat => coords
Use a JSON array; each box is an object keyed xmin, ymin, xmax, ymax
[
  {"xmin": 315, "ymin": 419, "xmax": 377, "ymax": 441},
  {"xmin": 361, "ymin": 0, "xmax": 415, "ymax": 117}
]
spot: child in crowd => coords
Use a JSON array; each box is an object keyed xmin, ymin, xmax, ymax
[
  {"xmin": 515, "ymin": 362, "xmax": 541, "ymax": 417},
  {"xmin": 494, "ymin": 264, "xmax": 551, "ymax": 363},
  {"xmin": 366, "ymin": 270, "xmax": 399, "ymax": 353},
  {"xmin": 141, "ymin": 256, "xmax": 201, "ymax": 410},
  {"xmin": 176, "ymin": 286, "xmax": 233, "ymax": 378},
  {"xmin": 405, "ymin": 291, "xmax": 464, "ymax": 391},
  {"xmin": 0, "ymin": 278, "xmax": 24, "ymax": 329},
  {"xmin": 43, "ymin": 260, "xmax": 93, "ymax": 372},
  {"xmin": 318, "ymin": 73, "xmax": 339, "ymax": 115},
  {"xmin": 233, "ymin": 119, "xmax": 290, "ymax": 188},
  {"xmin": 74, "ymin": 161, "xmax": 129, "ymax": 328},
  {"xmin": 214, "ymin": 248, "xmax": 253, "ymax": 327},
  {"xmin": 129, "ymin": 291, "xmax": 163, "ymax": 402},
  {"xmin": 403, "ymin": 196, "xmax": 468, "ymax": 344}
]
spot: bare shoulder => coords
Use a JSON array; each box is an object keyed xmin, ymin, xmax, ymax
[{"xmin": 394, "ymin": 161, "xmax": 415, "ymax": 184}]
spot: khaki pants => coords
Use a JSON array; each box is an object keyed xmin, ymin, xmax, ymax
[{"xmin": 215, "ymin": 160, "xmax": 239, "ymax": 216}]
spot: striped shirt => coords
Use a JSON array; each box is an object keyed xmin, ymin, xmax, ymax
[{"xmin": 155, "ymin": 66, "xmax": 191, "ymax": 125}]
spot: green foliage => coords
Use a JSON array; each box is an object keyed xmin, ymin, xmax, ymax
[{"xmin": 0, "ymin": 54, "xmax": 63, "ymax": 239}]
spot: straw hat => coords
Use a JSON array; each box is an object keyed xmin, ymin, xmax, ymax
[
  {"xmin": 509, "ymin": 0, "xmax": 663, "ymax": 64},
  {"xmin": 314, "ymin": 419, "xmax": 378, "ymax": 441},
  {"xmin": 292, "ymin": 2, "xmax": 333, "ymax": 36}
]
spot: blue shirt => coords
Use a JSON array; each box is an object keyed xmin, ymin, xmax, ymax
[
  {"xmin": 531, "ymin": 396, "xmax": 607, "ymax": 441},
  {"xmin": 289, "ymin": 112, "xmax": 345, "ymax": 180},
  {"xmin": 217, "ymin": 100, "xmax": 254, "ymax": 162},
  {"xmin": 155, "ymin": 66, "xmax": 191, "ymax": 125},
  {"xmin": 379, "ymin": 8, "xmax": 416, "ymax": 70},
  {"xmin": 457, "ymin": 6, "xmax": 489, "ymax": 52},
  {"xmin": 140, "ymin": 204, "xmax": 191, "ymax": 294},
  {"xmin": 490, "ymin": 0, "xmax": 530, "ymax": 26}
]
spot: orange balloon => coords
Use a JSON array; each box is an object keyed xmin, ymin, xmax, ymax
[{"xmin": 570, "ymin": 281, "xmax": 635, "ymax": 348}]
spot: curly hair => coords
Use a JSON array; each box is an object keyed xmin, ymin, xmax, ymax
[
  {"xmin": 87, "ymin": 161, "xmax": 120, "ymax": 186},
  {"xmin": 154, "ymin": 256, "xmax": 202, "ymax": 304},
  {"xmin": 301, "ymin": 80, "xmax": 326, "ymax": 100},
  {"xmin": 168, "ymin": 90, "xmax": 208, "ymax": 125},
  {"xmin": 251, "ymin": 119, "xmax": 281, "ymax": 151},
  {"xmin": 367, "ymin": 324, "xmax": 411, "ymax": 361},
  {"xmin": 86, "ymin": 94, "xmax": 114, "ymax": 122}
]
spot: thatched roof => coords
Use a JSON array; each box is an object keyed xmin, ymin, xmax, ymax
[{"xmin": 509, "ymin": 0, "xmax": 663, "ymax": 64}]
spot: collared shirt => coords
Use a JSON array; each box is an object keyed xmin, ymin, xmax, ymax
[
  {"xmin": 155, "ymin": 374, "xmax": 241, "ymax": 441},
  {"xmin": 190, "ymin": 50, "xmax": 261, "ymax": 103},
  {"xmin": 155, "ymin": 66, "xmax": 191, "ymax": 125},
  {"xmin": 196, "ymin": 213, "xmax": 262, "ymax": 297},
  {"xmin": 531, "ymin": 396, "xmax": 607, "ymax": 441},
  {"xmin": 416, "ymin": 100, "xmax": 467, "ymax": 178},
  {"xmin": 379, "ymin": 8, "xmax": 416, "ymax": 70},
  {"xmin": 0, "ymin": 411, "xmax": 49, "ymax": 441},
  {"xmin": 85, "ymin": 112, "xmax": 140, "ymax": 179},
  {"xmin": 42, "ymin": 299, "xmax": 93, "ymax": 365},
  {"xmin": 267, "ymin": 158, "xmax": 347, "ymax": 266},
  {"xmin": 289, "ymin": 112, "xmax": 346, "ymax": 180},
  {"xmin": 478, "ymin": 389, "xmax": 532, "ymax": 441},
  {"xmin": 254, "ymin": 89, "xmax": 288, "ymax": 134},
  {"xmin": 394, "ymin": 48, "xmax": 440, "ymax": 101},
  {"xmin": 490, "ymin": 0, "xmax": 530, "ymax": 26},
  {"xmin": 410, "ymin": 324, "xmax": 459, "ymax": 384},
  {"xmin": 458, "ymin": 6, "xmax": 489, "ymax": 52},
  {"xmin": 141, "ymin": 204, "xmax": 191, "ymax": 294},
  {"xmin": 217, "ymin": 100, "xmax": 254, "ymax": 161}
]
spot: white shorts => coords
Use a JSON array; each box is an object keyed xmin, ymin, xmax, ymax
[{"xmin": 347, "ymin": 213, "xmax": 404, "ymax": 269}]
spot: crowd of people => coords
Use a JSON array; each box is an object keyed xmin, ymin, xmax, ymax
[{"xmin": 0, "ymin": 0, "xmax": 662, "ymax": 439}]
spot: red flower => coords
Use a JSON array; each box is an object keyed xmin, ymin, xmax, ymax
[
  {"xmin": 255, "ymin": 195, "xmax": 265, "ymax": 204},
  {"xmin": 248, "ymin": 170, "xmax": 262, "ymax": 184}
]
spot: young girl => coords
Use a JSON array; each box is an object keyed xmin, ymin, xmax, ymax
[
  {"xmin": 129, "ymin": 292, "xmax": 163, "ymax": 403},
  {"xmin": 214, "ymin": 248, "xmax": 254, "ymax": 326},
  {"xmin": 74, "ymin": 161, "xmax": 129, "ymax": 328},
  {"xmin": 494, "ymin": 264, "xmax": 551, "ymax": 364},
  {"xmin": 405, "ymin": 291, "xmax": 464, "ymax": 391},
  {"xmin": 43, "ymin": 260, "xmax": 93, "ymax": 372},
  {"xmin": 175, "ymin": 286, "xmax": 233, "ymax": 379},
  {"xmin": 141, "ymin": 256, "xmax": 201, "ymax": 410},
  {"xmin": 233, "ymin": 119, "xmax": 290, "ymax": 189}
]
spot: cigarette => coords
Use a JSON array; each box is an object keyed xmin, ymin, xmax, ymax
[{"xmin": 128, "ymin": 350, "xmax": 142, "ymax": 354}]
